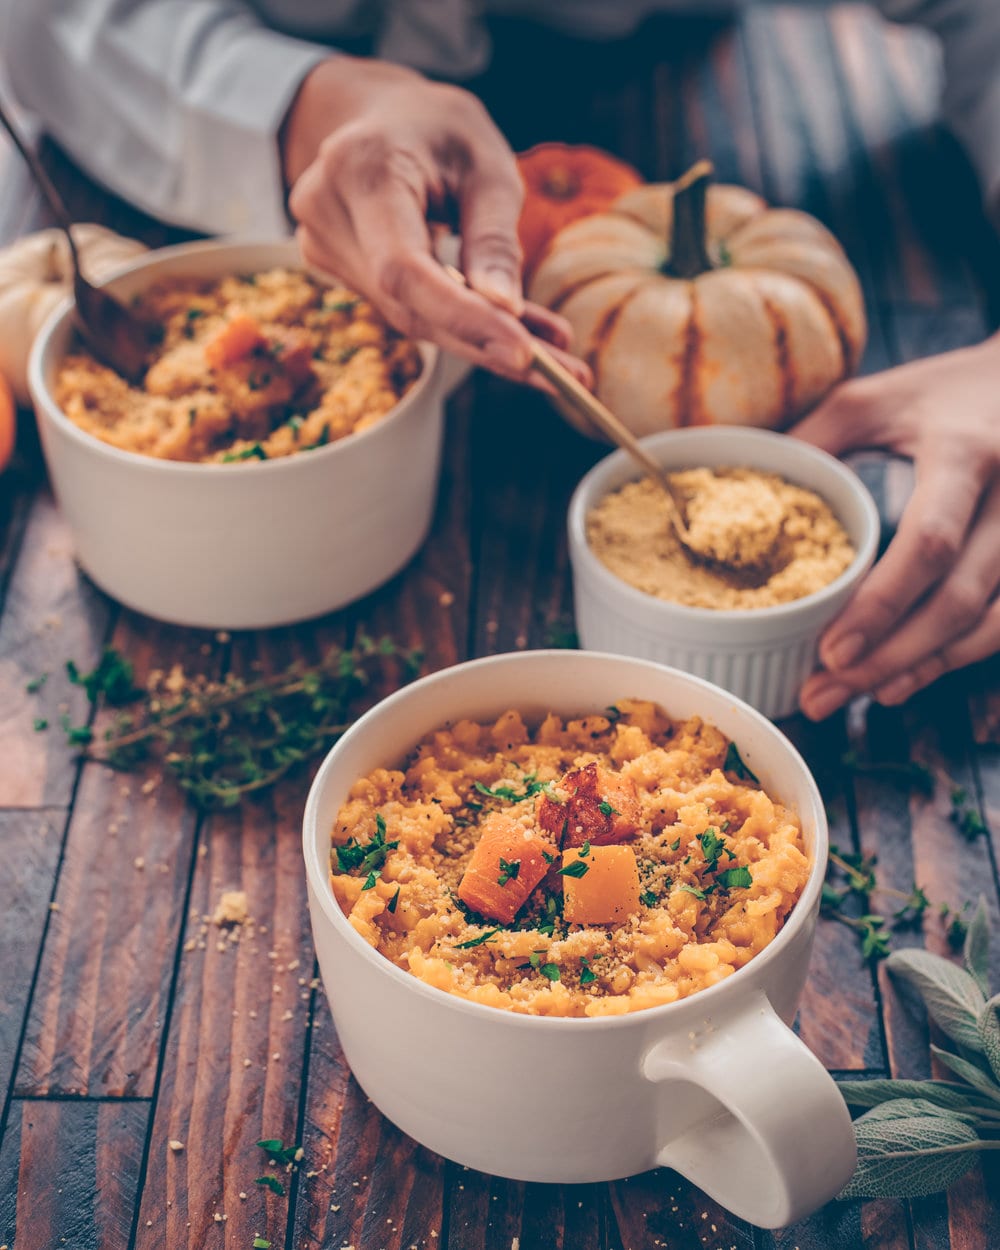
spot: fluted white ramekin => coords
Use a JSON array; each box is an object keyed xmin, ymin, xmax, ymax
[{"xmin": 568, "ymin": 427, "xmax": 880, "ymax": 720}]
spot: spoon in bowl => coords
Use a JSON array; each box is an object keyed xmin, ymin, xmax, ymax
[{"xmin": 0, "ymin": 100, "xmax": 153, "ymax": 383}]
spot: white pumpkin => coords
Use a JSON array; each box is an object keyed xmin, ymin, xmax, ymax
[
  {"xmin": 528, "ymin": 162, "xmax": 866, "ymax": 437},
  {"xmin": 0, "ymin": 224, "xmax": 147, "ymax": 405}
]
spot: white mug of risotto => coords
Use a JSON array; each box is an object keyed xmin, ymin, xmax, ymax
[{"xmin": 302, "ymin": 650, "xmax": 856, "ymax": 1228}]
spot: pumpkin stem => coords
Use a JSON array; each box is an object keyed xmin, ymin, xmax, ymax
[{"xmin": 665, "ymin": 159, "xmax": 714, "ymax": 279}]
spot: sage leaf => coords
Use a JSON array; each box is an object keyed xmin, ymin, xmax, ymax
[
  {"xmin": 930, "ymin": 1044, "xmax": 1000, "ymax": 1106},
  {"xmin": 977, "ymin": 993, "xmax": 1000, "ymax": 1085},
  {"xmin": 837, "ymin": 1078, "xmax": 989, "ymax": 1113},
  {"xmin": 839, "ymin": 1114, "xmax": 981, "ymax": 1199},
  {"xmin": 886, "ymin": 947, "xmax": 985, "ymax": 1052},
  {"xmin": 853, "ymin": 1097, "xmax": 980, "ymax": 1127},
  {"xmin": 963, "ymin": 896, "xmax": 990, "ymax": 998}
]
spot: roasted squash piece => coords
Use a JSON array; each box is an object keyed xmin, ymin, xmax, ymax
[
  {"xmin": 204, "ymin": 312, "xmax": 265, "ymax": 370},
  {"xmin": 457, "ymin": 810, "xmax": 556, "ymax": 924},
  {"xmin": 562, "ymin": 844, "xmax": 641, "ymax": 925},
  {"xmin": 537, "ymin": 760, "xmax": 641, "ymax": 848}
]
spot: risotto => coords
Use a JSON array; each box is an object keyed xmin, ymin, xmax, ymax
[
  {"xmin": 330, "ymin": 699, "xmax": 809, "ymax": 1017},
  {"xmin": 54, "ymin": 267, "xmax": 421, "ymax": 463}
]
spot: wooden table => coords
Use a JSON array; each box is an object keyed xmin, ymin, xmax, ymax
[{"xmin": 2, "ymin": 6, "xmax": 999, "ymax": 1249}]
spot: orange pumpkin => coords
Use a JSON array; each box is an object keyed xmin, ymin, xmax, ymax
[
  {"xmin": 528, "ymin": 160, "xmax": 866, "ymax": 436},
  {"xmin": 517, "ymin": 143, "xmax": 643, "ymax": 279},
  {"xmin": 0, "ymin": 369, "xmax": 15, "ymax": 474}
]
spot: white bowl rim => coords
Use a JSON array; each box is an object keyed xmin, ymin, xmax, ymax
[
  {"xmin": 302, "ymin": 648, "xmax": 828, "ymax": 1033},
  {"xmin": 568, "ymin": 427, "xmax": 881, "ymax": 626},
  {"xmin": 27, "ymin": 234, "xmax": 442, "ymax": 478}
]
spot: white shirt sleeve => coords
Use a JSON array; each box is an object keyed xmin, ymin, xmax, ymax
[
  {"xmin": 877, "ymin": 0, "xmax": 1000, "ymax": 221},
  {"xmin": 0, "ymin": 0, "xmax": 329, "ymax": 235}
]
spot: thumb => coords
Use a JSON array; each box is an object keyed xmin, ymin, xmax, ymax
[
  {"xmin": 789, "ymin": 378, "xmax": 890, "ymax": 459},
  {"xmin": 459, "ymin": 165, "xmax": 525, "ymax": 318}
]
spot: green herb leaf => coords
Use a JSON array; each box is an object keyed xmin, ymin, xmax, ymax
[
  {"xmin": 25, "ymin": 673, "xmax": 48, "ymax": 694},
  {"xmin": 698, "ymin": 828, "xmax": 726, "ymax": 871},
  {"xmin": 60, "ymin": 714, "xmax": 93, "ymax": 747},
  {"xmin": 640, "ymin": 890, "xmax": 658, "ymax": 908},
  {"xmin": 578, "ymin": 841, "xmax": 591, "ymax": 857},
  {"xmin": 929, "ymin": 1045, "xmax": 1000, "ymax": 1105},
  {"xmin": 839, "ymin": 1113, "xmax": 982, "ymax": 1200},
  {"xmin": 598, "ymin": 801, "xmax": 618, "ymax": 817},
  {"xmin": 669, "ymin": 837, "xmax": 681, "ymax": 852},
  {"xmin": 977, "ymin": 993, "xmax": 1000, "ymax": 1085},
  {"xmin": 539, "ymin": 963, "xmax": 560, "ymax": 982},
  {"xmin": 474, "ymin": 773, "xmax": 549, "ymax": 802},
  {"xmin": 837, "ymin": 1078, "xmax": 993, "ymax": 1113},
  {"xmin": 67, "ymin": 648, "xmax": 138, "ymax": 706},
  {"xmin": 679, "ymin": 884, "xmax": 707, "ymax": 901},
  {"xmin": 387, "ymin": 887, "xmax": 400, "ymax": 914},
  {"xmin": 253, "ymin": 1176, "xmax": 286, "ymax": 1197},
  {"xmin": 361, "ymin": 871, "xmax": 377, "ymax": 891},
  {"xmin": 558, "ymin": 860, "xmax": 589, "ymax": 879},
  {"xmin": 724, "ymin": 742, "xmax": 759, "ymax": 785},
  {"xmin": 454, "ymin": 929, "xmax": 498, "ymax": 949},
  {"xmin": 717, "ymin": 866, "xmax": 752, "ymax": 890},
  {"xmin": 222, "ymin": 442, "xmax": 268, "ymax": 462},
  {"xmin": 963, "ymin": 896, "xmax": 990, "ymax": 998},
  {"xmin": 256, "ymin": 1138, "xmax": 301, "ymax": 1166},
  {"xmin": 579, "ymin": 956, "xmax": 597, "ymax": 986},
  {"xmin": 253, "ymin": 1239, "xmax": 272, "ymax": 1249},
  {"xmin": 497, "ymin": 857, "xmax": 521, "ymax": 887},
  {"xmin": 886, "ymin": 947, "xmax": 986, "ymax": 1053},
  {"xmin": 33, "ymin": 718, "xmax": 48, "ymax": 732}
]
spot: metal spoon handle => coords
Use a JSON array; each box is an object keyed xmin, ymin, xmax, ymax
[{"xmin": 0, "ymin": 97, "xmax": 81, "ymax": 272}]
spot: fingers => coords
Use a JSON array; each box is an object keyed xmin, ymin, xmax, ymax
[
  {"xmin": 817, "ymin": 452, "xmax": 988, "ymax": 672},
  {"xmin": 522, "ymin": 302, "xmax": 574, "ymax": 352},
  {"xmin": 459, "ymin": 162, "xmax": 525, "ymax": 317},
  {"xmin": 800, "ymin": 480, "xmax": 1000, "ymax": 719}
]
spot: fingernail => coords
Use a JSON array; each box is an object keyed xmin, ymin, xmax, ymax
[
  {"xmin": 475, "ymin": 268, "xmax": 523, "ymax": 315},
  {"xmin": 487, "ymin": 339, "xmax": 532, "ymax": 374},
  {"xmin": 875, "ymin": 674, "xmax": 916, "ymax": 706},
  {"xmin": 825, "ymin": 631, "xmax": 866, "ymax": 670},
  {"xmin": 802, "ymin": 682, "xmax": 851, "ymax": 721}
]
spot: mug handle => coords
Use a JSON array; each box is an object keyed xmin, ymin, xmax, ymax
[{"xmin": 643, "ymin": 990, "xmax": 857, "ymax": 1228}]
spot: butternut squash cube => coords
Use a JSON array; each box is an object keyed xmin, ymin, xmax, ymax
[{"xmin": 562, "ymin": 844, "xmax": 641, "ymax": 925}]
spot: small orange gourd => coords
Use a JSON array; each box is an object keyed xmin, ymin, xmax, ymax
[{"xmin": 517, "ymin": 143, "xmax": 643, "ymax": 279}]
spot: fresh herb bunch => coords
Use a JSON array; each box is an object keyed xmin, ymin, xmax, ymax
[
  {"xmin": 838, "ymin": 898, "xmax": 1000, "ymax": 1199},
  {"xmin": 59, "ymin": 637, "xmax": 420, "ymax": 809}
]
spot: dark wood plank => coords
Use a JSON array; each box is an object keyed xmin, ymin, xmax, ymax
[
  {"xmin": 0, "ymin": 1098, "xmax": 147, "ymax": 1250},
  {"xmin": 610, "ymin": 1169, "xmax": 753, "ymax": 1250},
  {"xmin": 0, "ymin": 811, "xmax": 63, "ymax": 1107},
  {"xmin": 0, "ymin": 491, "xmax": 111, "ymax": 809},
  {"xmin": 15, "ymin": 613, "xmax": 217, "ymax": 1097}
]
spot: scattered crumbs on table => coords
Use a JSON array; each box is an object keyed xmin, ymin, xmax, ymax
[
  {"xmin": 133, "ymin": 857, "xmax": 145, "ymax": 870},
  {"xmin": 168, "ymin": 1139, "xmax": 185, "ymax": 1152},
  {"xmin": 212, "ymin": 889, "xmax": 249, "ymax": 928}
]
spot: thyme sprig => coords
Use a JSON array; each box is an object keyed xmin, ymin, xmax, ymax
[{"xmin": 61, "ymin": 637, "xmax": 420, "ymax": 809}]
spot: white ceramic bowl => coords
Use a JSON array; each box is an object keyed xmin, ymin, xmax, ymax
[
  {"xmin": 568, "ymin": 428, "xmax": 880, "ymax": 720},
  {"xmin": 28, "ymin": 238, "xmax": 459, "ymax": 630},
  {"xmin": 303, "ymin": 650, "xmax": 856, "ymax": 1228}
]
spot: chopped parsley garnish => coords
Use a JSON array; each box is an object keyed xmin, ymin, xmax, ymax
[
  {"xmin": 334, "ymin": 814, "xmax": 398, "ymax": 884},
  {"xmin": 454, "ymin": 929, "xmax": 498, "ymax": 949},
  {"xmin": 326, "ymin": 295, "xmax": 359, "ymax": 313},
  {"xmin": 222, "ymin": 442, "xmax": 268, "ymax": 462},
  {"xmin": 286, "ymin": 414, "xmax": 304, "ymax": 439},
  {"xmin": 579, "ymin": 956, "xmax": 597, "ymax": 985},
  {"xmin": 578, "ymin": 841, "xmax": 591, "ymax": 857},
  {"xmin": 67, "ymin": 648, "xmax": 138, "ymax": 706},
  {"xmin": 558, "ymin": 859, "xmax": 589, "ymax": 878},
  {"xmin": 698, "ymin": 828, "xmax": 726, "ymax": 871},
  {"xmin": 605, "ymin": 705, "xmax": 621, "ymax": 723},
  {"xmin": 256, "ymin": 1138, "xmax": 301, "ymax": 1166},
  {"xmin": 60, "ymin": 714, "xmax": 93, "ymax": 747},
  {"xmin": 303, "ymin": 423, "xmax": 330, "ymax": 451},
  {"xmin": 536, "ymin": 895, "xmax": 560, "ymax": 937},
  {"xmin": 25, "ymin": 673, "xmax": 48, "ymax": 694},
  {"xmin": 669, "ymin": 837, "xmax": 681, "ymax": 852},
  {"xmin": 387, "ymin": 887, "xmax": 400, "ymax": 913},
  {"xmin": 474, "ymin": 772, "xmax": 550, "ymax": 802},
  {"xmin": 33, "ymin": 717, "xmax": 49, "ymax": 731},
  {"xmin": 254, "ymin": 1239, "xmax": 272, "ymax": 1249},
  {"xmin": 542, "ymin": 851, "xmax": 556, "ymax": 865},
  {"xmin": 337, "ymin": 345, "xmax": 360, "ymax": 364},
  {"xmin": 717, "ymin": 866, "xmax": 753, "ymax": 890},
  {"xmin": 253, "ymin": 1176, "xmax": 286, "ymax": 1196},
  {"xmin": 679, "ymin": 884, "xmax": 707, "ymax": 901},
  {"xmin": 539, "ymin": 962, "xmax": 560, "ymax": 982},
  {"xmin": 597, "ymin": 801, "xmax": 618, "ymax": 817},
  {"xmin": 724, "ymin": 742, "xmax": 760, "ymax": 784},
  {"xmin": 640, "ymin": 890, "xmax": 658, "ymax": 907},
  {"xmin": 497, "ymin": 857, "xmax": 521, "ymax": 887}
]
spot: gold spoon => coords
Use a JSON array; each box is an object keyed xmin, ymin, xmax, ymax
[{"xmin": 0, "ymin": 100, "xmax": 153, "ymax": 383}]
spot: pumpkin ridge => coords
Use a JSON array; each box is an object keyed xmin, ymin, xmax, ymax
[
  {"xmin": 674, "ymin": 285, "xmax": 704, "ymax": 428},
  {"xmin": 769, "ymin": 270, "xmax": 853, "ymax": 377},
  {"xmin": 759, "ymin": 291, "xmax": 797, "ymax": 424},
  {"xmin": 583, "ymin": 281, "xmax": 646, "ymax": 385},
  {"xmin": 545, "ymin": 267, "xmax": 641, "ymax": 315}
]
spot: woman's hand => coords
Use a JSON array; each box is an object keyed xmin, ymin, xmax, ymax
[
  {"xmin": 791, "ymin": 335, "xmax": 1000, "ymax": 719},
  {"xmin": 282, "ymin": 56, "xmax": 587, "ymax": 385}
]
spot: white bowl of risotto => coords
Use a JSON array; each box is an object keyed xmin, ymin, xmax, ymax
[
  {"xmin": 302, "ymin": 649, "xmax": 855, "ymax": 1227},
  {"xmin": 568, "ymin": 427, "xmax": 880, "ymax": 720},
  {"xmin": 28, "ymin": 237, "xmax": 462, "ymax": 629}
]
